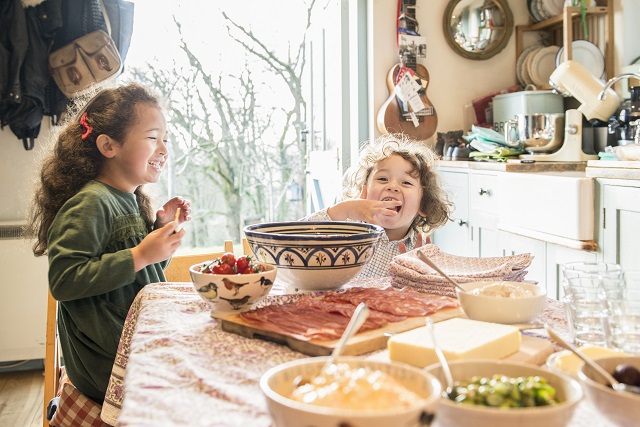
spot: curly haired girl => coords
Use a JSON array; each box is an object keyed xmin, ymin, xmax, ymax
[{"xmin": 304, "ymin": 133, "xmax": 452, "ymax": 277}]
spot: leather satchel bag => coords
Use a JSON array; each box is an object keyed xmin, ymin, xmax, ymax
[{"xmin": 49, "ymin": 29, "xmax": 122, "ymax": 98}]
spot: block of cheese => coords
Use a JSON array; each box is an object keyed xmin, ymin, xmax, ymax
[
  {"xmin": 551, "ymin": 346, "xmax": 630, "ymax": 376},
  {"xmin": 388, "ymin": 318, "xmax": 521, "ymax": 367}
]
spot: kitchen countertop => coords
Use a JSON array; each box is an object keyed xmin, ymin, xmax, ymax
[
  {"xmin": 586, "ymin": 160, "xmax": 640, "ymax": 180},
  {"xmin": 437, "ymin": 160, "xmax": 587, "ymax": 173}
]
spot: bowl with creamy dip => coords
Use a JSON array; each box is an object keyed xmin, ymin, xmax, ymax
[
  {"xmin": 260, "ymin": 356, "xmax": 442, "ymax": 427},
  {"xmin": 456, "ymin": 281, "xmax": 547, "ymax": 324}
]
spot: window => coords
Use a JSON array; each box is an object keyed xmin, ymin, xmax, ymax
[{"xmin": 124, "ymin": 0, "xmax": 367, "ymax": 252}]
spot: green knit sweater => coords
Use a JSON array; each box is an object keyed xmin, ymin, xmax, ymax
[{"xmin": 47, "ymin": 180, "xmax": 167, "ymax": 403}]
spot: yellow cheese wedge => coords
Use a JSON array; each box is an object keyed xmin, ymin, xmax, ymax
[
  {"xmin": 551, "ymin": 346, "xmax": 630, "ymax": 376},
  {"xmin": 388, "ymin": 318, "xmax": 521, "ymax": 368}
]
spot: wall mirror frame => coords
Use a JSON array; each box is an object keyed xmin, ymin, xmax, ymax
[{"xmin": 443, "ymin": 0, "xmax": 514, "ymax": 60}]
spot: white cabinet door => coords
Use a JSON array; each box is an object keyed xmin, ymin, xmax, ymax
[
  {"xmin": 601, "ymin": 184, "xmax": 640, "ymax": 271},
  {"xmin": 498, "ymin": 231, "xmax": 547, "ymax": 292},
  {"xmin": 469, "ymin": 172, "xmax": 501, "ymax": 257},
  {"xmin": 545, "ymin": 244, "xmax": 598, "ymax": 300},
  {"xmin": 432, "ymin": 170, "xmax": 471, "ymax": 256}
]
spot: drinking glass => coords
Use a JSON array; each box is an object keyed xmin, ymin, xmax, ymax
[
  {"xmin": 563, "ymin": 292, "xmax": 608, "ymax": 346},
  {"xmin": 561, "ymin": 261, "xmax": 623, "ymax": 280},
  {"xmin": 605, "ymin": 288, "xmax": 640, "ymax": 355}
]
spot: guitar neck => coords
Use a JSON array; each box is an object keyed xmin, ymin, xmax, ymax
[{"xmin": 399, "ymin": 0, "xmax": 418, "ymax": 34}]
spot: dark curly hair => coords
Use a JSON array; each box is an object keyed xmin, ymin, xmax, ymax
[
  {"xmin": 27, "ymin": 83, "xmax": 163, "ymax": 256},
  {"xmin": 342, "ymin": 133, "xmax": 452, "ymax": 234}
]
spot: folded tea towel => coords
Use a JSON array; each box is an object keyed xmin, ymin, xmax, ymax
[{"xmin": 388, "ymin": 245, "xmax": 533, "ymax": 298}]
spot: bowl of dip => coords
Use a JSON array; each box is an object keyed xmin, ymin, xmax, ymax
[
  {"xmin": 260, "ymin": 356, "xmax": 441, "ymax": 427},
  {"xmin": 456, "ymin": 281, "xmax": 547, "ymax": 324}
]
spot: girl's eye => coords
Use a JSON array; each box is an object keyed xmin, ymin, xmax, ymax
[
  {"xmin": 403, "ymin": 180, "xmax": 414, "ymax": 186},
  {"xmin": 376, "ymin": 177, "xmax": 388, "ymax": 182}
]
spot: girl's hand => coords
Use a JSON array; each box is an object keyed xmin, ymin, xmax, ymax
[
  {"xmin": 131, "ymin": 220, "xmax": 185, "ymax": 272},
  {"xmin": 155, "ymin": 197, "xmax": 191, "ymax": 229},
  {"xmin": 327, "ymin": 199, "xmax": 400, "ymax": 224}
]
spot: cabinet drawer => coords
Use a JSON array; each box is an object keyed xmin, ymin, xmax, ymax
[{"xmin": 469, "ymin": 173, "xmax": 499, "ymax": 214}]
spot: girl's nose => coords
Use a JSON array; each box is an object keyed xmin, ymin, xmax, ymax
[
  {"xmin": 386, "ymin": 181, "xmax": 400, "ymax": 192},
  {"xmin": 158, "ymin": 140, "xmax": 168, "ymax": 156}
]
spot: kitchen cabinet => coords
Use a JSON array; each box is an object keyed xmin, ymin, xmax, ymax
[
  {"xmin": 431, "ymin": 170, "xmax": 471, "ymax": 256},
  {"xmin": 468, "ymin": 171, "xmax": 501, "ymax": 257},
  {"xmin": 434, "ymin": 164, "xmax": 601, "ymax": 300},
  {"xmin": 498, "ymin": 231, "xmax": 547, "ymax": 291},
  {"xmin": 598, "ymin": 179, "xmax": 640, "ymax": 271},
  {"xmin": 432, "ymin": 168, "xmax": 501, "ymax": 258},
  {"xmin": 515, "ymin": 1, "xmax": 613, "ymax": 81}
]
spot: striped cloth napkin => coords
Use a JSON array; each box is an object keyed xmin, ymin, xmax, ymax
[{"xmin": 388, "ymin": 244, "xmax": 534, "ymax": 298}]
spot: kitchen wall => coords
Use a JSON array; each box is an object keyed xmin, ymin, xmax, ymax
[
  {"xmin": 369, "ymin": 0, "xmax": 639, "ymax": 141},
  {"xmin": 1, "ymin": 0, "xmax": 638, "ymax": 221}
]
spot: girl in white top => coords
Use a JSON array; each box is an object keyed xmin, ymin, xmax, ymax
[{"xmin": 303, "ymin": 134, "xmax": 452, "ymax": 278}]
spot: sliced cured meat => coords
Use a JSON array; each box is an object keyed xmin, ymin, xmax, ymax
[
  {"xmin": 295, "ymin": 294, "xmax": 407, "ymax": 324},
  {"xmin": 238, "ymin": 286, "xmax": 458, "ymax": 342},
  {"xmin": 240, "ymin": 298, "xmax": 390, "ymax": 341},
  {"xmin": 323, "ymin": 286, "xmax": 458, "ymax": 317}
]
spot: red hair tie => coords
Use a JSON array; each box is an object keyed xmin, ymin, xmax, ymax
[{"xmin": 80, "ymin": 112, "xmax": 93, "ymax": 140}]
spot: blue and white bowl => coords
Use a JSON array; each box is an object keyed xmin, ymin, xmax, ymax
[{"xmin": 243, "ymin": 221, "xmax": 384, "ymax": 291}]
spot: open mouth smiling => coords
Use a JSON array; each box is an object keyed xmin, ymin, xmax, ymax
[{"xmin": 149, "ymin": 160, "xmax": 163, "ymax": 172}]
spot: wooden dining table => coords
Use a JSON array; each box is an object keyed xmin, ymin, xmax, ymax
[{"xmin": 100, "ymin": 277, "xmax": 617, "ymax": 427}]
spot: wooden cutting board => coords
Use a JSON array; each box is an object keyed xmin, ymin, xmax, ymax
[{"xmin": 217, "ymin": 307, "xmax": 464, "ymax": 357}]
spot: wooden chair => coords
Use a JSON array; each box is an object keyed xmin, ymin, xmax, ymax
[
  {"xmin": 43, "ymin": 292, "xmax": 60, "ymax": 426},
  {"xmin": 164, "ymin": 240, "xmax": 234, "ymax": 282},
  {"xmin": 43, "ymin": 239, "xmax": 249, "ymax": 426}
]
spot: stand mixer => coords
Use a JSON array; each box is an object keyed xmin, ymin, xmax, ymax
[
  {"xmin": 519, "ymin": 109, "xmax": 595, "ymax": 161},
  {"xmin": 519, "ymin": 60, "xmax": 624, "ymax": 162}
]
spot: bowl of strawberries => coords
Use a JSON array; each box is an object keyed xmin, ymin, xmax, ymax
[{"xmin": 190, "ymin": 252, "xmax": 277, "ymax": 316}]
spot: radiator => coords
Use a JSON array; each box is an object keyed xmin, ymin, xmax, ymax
[{"xmin": 0, "ymin": 221, "xmax": 48, "ymax": 362}]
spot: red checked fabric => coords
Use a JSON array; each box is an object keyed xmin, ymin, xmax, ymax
[{"xmin": 49, "ymin": 383, "xmax": 111, "ymax": 427}]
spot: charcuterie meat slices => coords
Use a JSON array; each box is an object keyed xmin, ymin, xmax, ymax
[{"xmin": 238, "ymin": 286, "xmax": 458, "ymax": 341}]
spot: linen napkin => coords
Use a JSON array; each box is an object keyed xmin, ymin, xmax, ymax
[{"xmin": 388, "ymin": 244, "xmax": 533, "ymax": 298}]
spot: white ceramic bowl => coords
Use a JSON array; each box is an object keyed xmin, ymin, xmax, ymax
[
  {"xmin": 577, "ymin": 355, "xmax": 640, "ymax": 426},
  {"xmin": 425, "ymin": 359, "xmax": 583, "ymax": 427},
  {"xmin": 260, "ymin": 356, "xmax": 441, "ymax": 427},
  {"xmin": 456, "ymin": 281, "xmax": 547, "ymax": 324},
  {"xmin": 243, "ymin": 221, "xmax": 384, "ymax": 291},
  {"xmin": 189, "ymin": 261, "xmax": 277, "ymax": 316}
]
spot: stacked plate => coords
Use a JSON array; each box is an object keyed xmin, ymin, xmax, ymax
[
  {"xmin": 517, "ymin": 45, "xmax": 560, "ymax": 89},
  {"xmin": 555, "ymin": 40, "xmax": 606, "ymax": 79},
  {"xmin": 527, "ymin": 0, "xmax": 565, "ymax": 22}
]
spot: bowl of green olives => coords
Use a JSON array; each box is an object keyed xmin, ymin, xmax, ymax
[
  {"xmin": 578, "ymin": 355, "xmax": 640, "ymax": 426},
  {"xmin": 425, "ymin": 359, "xmax": 583, "ymax": 427}
]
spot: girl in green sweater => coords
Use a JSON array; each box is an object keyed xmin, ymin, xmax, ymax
[{"xmin": 28, "ymin": 83, "xmax": 191, "ymax": 403}]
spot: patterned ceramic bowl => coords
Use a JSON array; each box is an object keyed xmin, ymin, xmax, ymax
[
  {"xmin": 243, "ymin": 221, "xmax": 384, "ymax": 291},
  {"xmin": 260, "ymin": 356, "xmax": 441, "ymax": 427},
  {"xmin": 189, "ymin": 261, "xmax": 277, "ymax": 316}
]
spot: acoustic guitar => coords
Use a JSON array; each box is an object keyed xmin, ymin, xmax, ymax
[{"xmin": 376, "ymin": 0, "xmax": 437, "ymax": 141}]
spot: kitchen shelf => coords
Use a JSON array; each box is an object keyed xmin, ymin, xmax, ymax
[{"xmin": 515, "ymin": 1, "xmax": 614, "ymax": 84}]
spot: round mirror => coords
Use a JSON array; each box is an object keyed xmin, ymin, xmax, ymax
[{"xmin": 443, "ymin": 0, "xmax": 514, "ymax": 60}]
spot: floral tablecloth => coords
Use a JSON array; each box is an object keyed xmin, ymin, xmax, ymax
[{"xmin": 101, "ymin": 279, "xmax": 616, "ymax": 427}]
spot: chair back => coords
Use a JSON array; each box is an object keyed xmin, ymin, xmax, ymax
[
  {"xmin": 43, "ymin": 292, "xmax": 59, "ymax": 426},
  {"xmin": 164, "ymin": 240, "xmax": 234, "ymax": 282}
]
